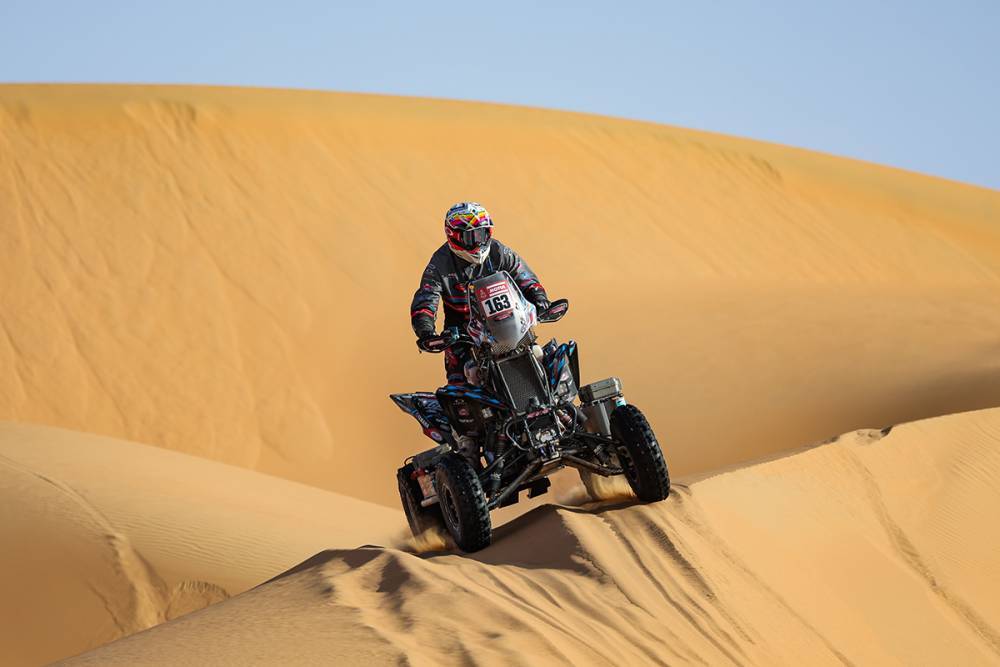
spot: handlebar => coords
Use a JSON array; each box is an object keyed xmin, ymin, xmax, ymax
[
  {"xmin": 537, "ymin": 299, "xmax": 569, "ymax": 324},
  {"xmin": 417, "ymin": 327, "xmax": 472, "ymax": 353},
  {"xmin": 417, "ymin": 298, "xmax": 570, "ymax": 353}
]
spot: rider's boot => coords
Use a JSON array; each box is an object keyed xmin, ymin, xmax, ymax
[{"xmin": 455, "ymin": 434, "xmax": 483, "ymax": 472}]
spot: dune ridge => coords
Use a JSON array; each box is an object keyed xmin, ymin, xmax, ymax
[
  {"xmin": 2, "ymin": 84, "xmax": 999, "ymax": 506},
  {"xmin": 0, "ymin": 450, "xmax": 220, "ymax": 665},
  {"xmin": 65, "ymin": 407, "xmax": 1000, "ymax": 665},
  {"xmin": 0, "ymin": 422, "xmax": 401, "ymax": 664}
]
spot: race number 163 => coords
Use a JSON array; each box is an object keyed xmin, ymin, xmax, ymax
[{"xmin": 483, "ymin": 294, "xmax": 512, "ymax": 315}]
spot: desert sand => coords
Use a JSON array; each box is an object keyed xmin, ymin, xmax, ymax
[
  {"xmin": 0, "ymin": 84, "xmax": 998, "ymax": 664},
  {"xmin": 64, "ymin": 408, "xmax": 1000, "ymax": 666},
  {"xmin": 0, "ymin": 423, "xmax": 401, "ymax": 665}
]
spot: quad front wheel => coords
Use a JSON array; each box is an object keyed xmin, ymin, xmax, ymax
[
  {"xmin": 435, "ymin": 453, "xmax": 492, "ymax": 552},
  {"xmin": 610, "ymin": 404, "xmax": 670, "ymax": 502}
]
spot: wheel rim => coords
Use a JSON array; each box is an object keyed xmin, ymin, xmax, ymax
[
  {"xmin": 616, "ymin": 444, "xmax": 639, "ymax": 486},
  {"xmin": 440, "ymin": 484, "xmax": 460, "ymax": 536}
]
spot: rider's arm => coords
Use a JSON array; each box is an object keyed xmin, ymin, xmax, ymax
[
  {"xmin": 497, "ymin": 242, "xmax": 549, "ymax": 307},
  {"xmin": 410, "ymin": 261, "xmax": 442, "ymax": 337}
]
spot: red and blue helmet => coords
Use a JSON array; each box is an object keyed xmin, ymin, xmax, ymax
[{"xmin": 445, "ymin": 201, "xmax": 493, "ymax": 264}]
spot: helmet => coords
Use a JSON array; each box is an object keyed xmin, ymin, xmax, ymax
[{"xmin": 444, "ymin": 202, "xmax": 493, "ymax": 265}]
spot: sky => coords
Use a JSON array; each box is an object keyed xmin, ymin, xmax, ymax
[{"xmin": 1, "ymin": 1, "xmax": 997, "ymax": 189}]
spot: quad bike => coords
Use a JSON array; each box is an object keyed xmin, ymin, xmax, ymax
[{"xmin": 390, "ymin": 271, "xmax": 670, "ymax": 552}]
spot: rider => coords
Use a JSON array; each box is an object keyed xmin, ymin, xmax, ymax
[{"xmin": 411, "ymin": 202, "xmax": 550, "ymax": 384}]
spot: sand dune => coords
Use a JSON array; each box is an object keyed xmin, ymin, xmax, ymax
[
  {"xmin": 1, "ymin": 85, "xmax": 999, "ymax": 663},
  {"xmin": 1, "ymin": 85, "xmax": 998, "ymax": 506},
  {"xmin": 0, "ymin": 423, "xmax": 401, "ymax": 665},
  {"xmin": 67, "ymin": 408, "xmax": 1000, "ymax": 665}
]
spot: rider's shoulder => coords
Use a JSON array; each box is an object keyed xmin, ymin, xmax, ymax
[
  {"xmin": 489, "ymin": 238, "xmax": 513, "ymax": 255},
  {"xmin": 427, "ymin": 243, "xmax": 452, "ymax": 266}
]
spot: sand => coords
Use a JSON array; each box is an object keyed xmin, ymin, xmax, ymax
[
  {"xmin": 0, "ymin": 423, "xmax": 401, "ymax": 665},
  {"xmin": 0, "ymin": 84, "xmax": 998, "ymax": 664},
  {"xmin": 66, "ymin": 408, "xmax": 1000, "ymax": 665}
]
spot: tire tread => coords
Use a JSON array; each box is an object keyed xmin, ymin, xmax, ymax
[
  {"xmin": 611, "ymin": 404, "xmax": 670, "ymax": 502},
  {"xmin": 436, "ymin": 455, "xmax": 492, "ymax": 552}
]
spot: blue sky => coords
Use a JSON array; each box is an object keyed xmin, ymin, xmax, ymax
[{"xmin": 2, "ymin": 1, "xmax": 997, "ymax": 189}]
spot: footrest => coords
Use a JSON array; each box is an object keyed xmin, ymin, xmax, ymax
[
  {"xmin": 499, "ymin": 490, "xmax": 521, "ymax": 508},
  {"xmin": 527, "ymin": 477, "xmax": 551, "ymax": 499}
]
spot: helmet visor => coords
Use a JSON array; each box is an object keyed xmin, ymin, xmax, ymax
[{"xmin": 455, "ymin": 226, "xmax": 492, "ymax": 250}]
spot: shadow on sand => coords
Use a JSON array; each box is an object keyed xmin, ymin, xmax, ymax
[{"xmin": 261, "ymin": 493, "xmax": 681, "ymax": 590}]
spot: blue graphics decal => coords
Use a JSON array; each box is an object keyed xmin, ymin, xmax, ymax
[
  {"xmin": 544, "ymin": 340, "xmax": 577, "ymax": 388},
  {"xmin": 437, "ymin": 384, "xmax": 506, "ymax": 409}
]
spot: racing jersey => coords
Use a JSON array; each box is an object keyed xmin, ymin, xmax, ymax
[{"xmin": 410, "ymin": 240, "xmax": 549, "ymax": 338}]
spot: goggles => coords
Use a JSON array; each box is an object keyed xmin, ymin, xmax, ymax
[{"xmin": 451, "ymin": 226, "xmax": 492, "ymax": 250}]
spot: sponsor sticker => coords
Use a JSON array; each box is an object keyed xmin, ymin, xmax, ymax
[{"xmin": 476, "ymin": 281, "xmax": 509, "ymax": 301}]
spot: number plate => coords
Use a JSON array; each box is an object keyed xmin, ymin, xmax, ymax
[{"xmin": 476, "ymin": 282, "xmax": 513, "ymax": 318}]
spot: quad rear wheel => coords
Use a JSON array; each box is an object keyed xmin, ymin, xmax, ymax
[
  {"xmin": 610, "ymin": 404, "xmax": 670, "ymax": 502},
  {"xmin": 397, "ymin": 463, "xmax": 444, "ymax": 538},
  {"xmin": 435, "ymin": 453, "xmax": 492, "ymax": 552}
]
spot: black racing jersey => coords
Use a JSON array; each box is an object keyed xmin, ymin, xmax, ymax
[{"xmin": 410, "ymin": 240, "xmax": 548, "ymax": 337}]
